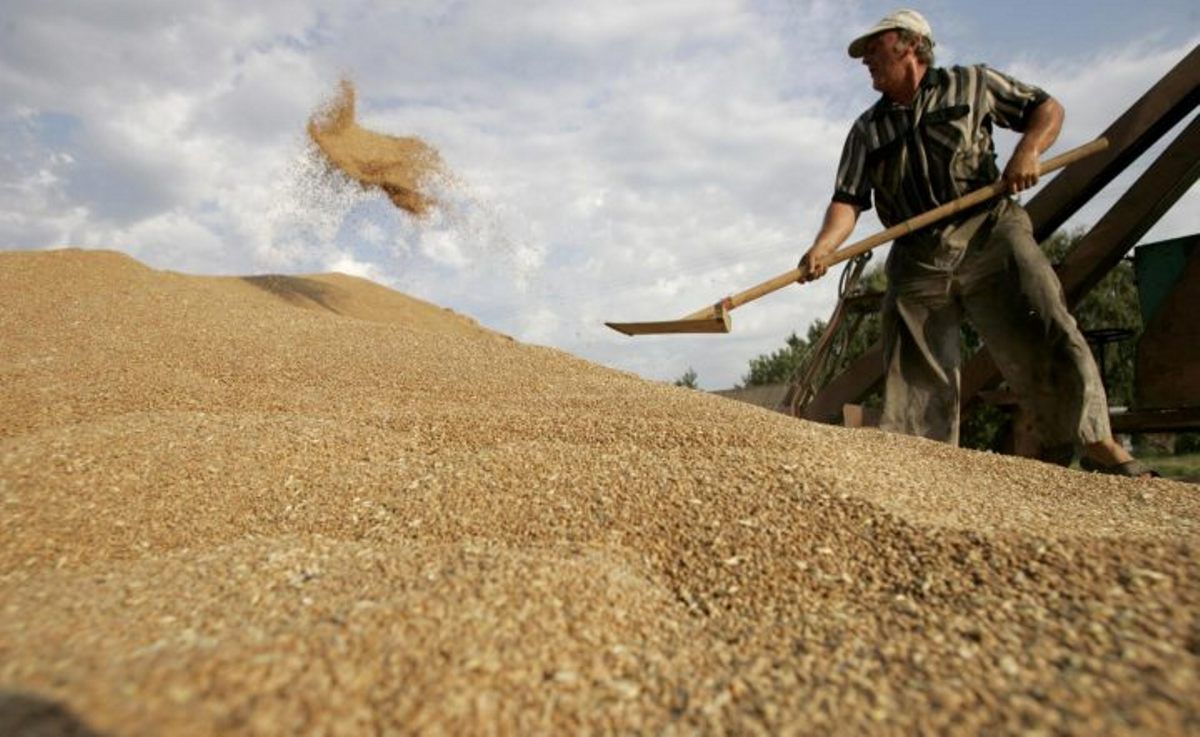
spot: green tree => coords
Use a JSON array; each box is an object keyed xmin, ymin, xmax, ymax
[
  {"xmin": 674, "ymin": 367, "xmax": 699, "ymax": 389},
  {"xmin": 742, "ymin": 327, "xmax": 818, "ymax": 387}
]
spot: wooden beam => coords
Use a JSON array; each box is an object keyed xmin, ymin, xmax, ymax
[
  {"xmin": 800, "ymin": 345, "xmax": 883, "ymax": 423},
  {"xmin": 1058, "ymin": 117, "xmax": 1200, "ymax": 304},
  {"xmin": 1110, "ymin": 406, "xmax": 1200, "ymax": 434},
  {"xmin": 1026, "ymin": 44, "xmax": 1200, "ymax": 241}
]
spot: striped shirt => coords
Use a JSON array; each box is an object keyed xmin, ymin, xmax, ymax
[{"xmin": 833, "ymin": 65, "xmax": 1050, "ymax": 228}]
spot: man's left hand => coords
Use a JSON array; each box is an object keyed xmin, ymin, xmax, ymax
[{"xmin": 1003, "ymin": 148, "xmax": 1041, "ymax": 194}]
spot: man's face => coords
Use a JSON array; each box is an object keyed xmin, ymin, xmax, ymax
[{"xmin": 861, "ymin": 30, "xmax": 909, "ymax": 95}]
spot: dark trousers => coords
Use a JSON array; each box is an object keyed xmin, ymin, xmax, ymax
[{"xmin": 879, "ymin": 199, "xmax": 1112, "ymax": 448}]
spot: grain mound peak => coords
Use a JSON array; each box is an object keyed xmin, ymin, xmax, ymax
[{"xmin": 1, "ymin": 248, "xmax": 1197, "ymax": 735}]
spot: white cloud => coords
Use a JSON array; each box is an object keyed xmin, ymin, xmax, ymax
[
  {"xmin": 87, "ymin": 210, "xmax": 231, "ymax": 273},
  {"xmin": 0, "ymin": 0, "xmax": 331, "ymax": 264},
  {"xmin": 326, "ymin": 252, "xmax": 386, "ymax": 283}
]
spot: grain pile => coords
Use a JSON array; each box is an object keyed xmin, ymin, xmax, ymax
[
  {"xmin": 307, "ymin": 81, "xmax": 445, "ymax": 217},
  {"xmin": 2, "ymin": 248, "xmax": 1198, "ymax": 735}
]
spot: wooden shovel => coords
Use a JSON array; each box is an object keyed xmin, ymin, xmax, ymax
[{"xmin": 605, "ymin": 137, "xmax": 1108, "ymax": 336}]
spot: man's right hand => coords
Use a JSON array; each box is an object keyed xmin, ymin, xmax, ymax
[
  {"xmin": 798, "ymin": 201, "xmax": 860, "ymax": 283},
  {"xmin": 798, "ymin": 243, "xmax": 835, "ymax": 282}
]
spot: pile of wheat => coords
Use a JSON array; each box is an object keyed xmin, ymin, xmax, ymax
[{"xmin": 1, "ymin": 249, "xmax": 1196, "ymax": 735}]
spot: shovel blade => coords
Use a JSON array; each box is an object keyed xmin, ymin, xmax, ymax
[{"xmin": 605, "ymin": 312, "xmax": 731, "ymax": 336}]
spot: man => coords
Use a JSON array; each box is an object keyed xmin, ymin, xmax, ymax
[{"xmin": 799, "ymin": 9, "xmax": 1155, "ymax": 477}]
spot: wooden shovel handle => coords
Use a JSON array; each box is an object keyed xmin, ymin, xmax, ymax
[{"xmin": 682, "ymin": 137, "xmax": 1108, "ymax": 321}]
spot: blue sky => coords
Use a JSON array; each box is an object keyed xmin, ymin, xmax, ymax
[{"xmin": 2, "ymin": 1, "xmax": 1197, "ymax": 389}]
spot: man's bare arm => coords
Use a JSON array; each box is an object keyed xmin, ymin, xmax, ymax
[
  {"xmin": 1003, "ymin": 96, "xmax": 1064, "ymax": 194},
  {"xmin": 799, "ymin": 200, "xmax": 861, "ymax": 282}
]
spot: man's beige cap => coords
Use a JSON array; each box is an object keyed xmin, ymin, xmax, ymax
[{"xmin": 848, "ymin": 9, "xmax": 934, "ymax": 58}]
